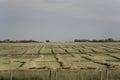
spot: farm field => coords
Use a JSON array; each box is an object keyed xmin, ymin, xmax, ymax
[{"xmin": 0, "ymin": 42, "xmax": 120, "ymax": 80}]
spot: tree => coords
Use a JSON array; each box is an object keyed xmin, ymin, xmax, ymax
[
  {"xmin": 105, "ymin": 38, "xmax": 113, "ymax": 42},
  {"xmin": 46, "ymin": 40, "xmax": 50, "ymax": 43},
  {"xmin": 3, "ymin": 39, "xmax": 11, "ymax": 43}
]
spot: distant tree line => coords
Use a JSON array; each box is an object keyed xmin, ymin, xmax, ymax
[
  {"xmin": 0, "ymin": 39, "xmax": 39, "ymax": 43},
  {"xmin": 0, "ymin": 39, "xmax": 51, "ymax": 43},
  {"xmin": 0, "ymin": 38, "xmax": 120, "ymax": 43},
  {"xmin": 74, "ymin": 38, "xmax": 120, "ymax": 42}
]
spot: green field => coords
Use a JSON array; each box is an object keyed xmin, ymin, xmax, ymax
[{"xmin": 0, "ymin": 42, "xmax": 120, "ymax": 80}]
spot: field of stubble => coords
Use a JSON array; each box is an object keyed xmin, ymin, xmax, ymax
[{"xmin": 0, "ymin": 42, "xmax": 120, "ymax": 80}]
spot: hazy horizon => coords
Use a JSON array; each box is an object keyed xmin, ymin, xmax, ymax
[{"xmin": 0, "ymin": 0, "xmax": 120, "ymax": 41}]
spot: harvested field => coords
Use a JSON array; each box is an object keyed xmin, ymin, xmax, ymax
[{"xmin": 0, "ymin": 42, "xmax": 120, "ymax": 80}]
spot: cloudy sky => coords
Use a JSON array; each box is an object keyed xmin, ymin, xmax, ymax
[{"xmin": 0, "ymin": 0, "xmax": 120, "ymax": 41}]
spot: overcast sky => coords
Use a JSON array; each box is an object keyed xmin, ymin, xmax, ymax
[{"xmin": 0, "ymin": 0, "xmax": 120, "ymax": 41}]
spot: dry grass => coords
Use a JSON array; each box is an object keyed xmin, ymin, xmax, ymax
[
  {"xmin": 0, "ymin": 42, "xmax": 120, "ymax": 70},
  {"xmin": 0, "ymin": 42, "xmax": 120, "ymax": 80}
]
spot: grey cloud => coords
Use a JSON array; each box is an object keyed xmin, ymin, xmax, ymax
[{"xmin": 0, "ymin": 0, "xmax": 120, "ymax": 41}]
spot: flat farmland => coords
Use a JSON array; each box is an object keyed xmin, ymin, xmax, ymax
[
  {"xmin": 0, "ymin": 42, "xmax": 120, "ymax": 80},
  {"xmin": 0, "ymin": 42, "xmax": 120, "ymax": 70}
]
